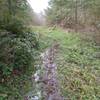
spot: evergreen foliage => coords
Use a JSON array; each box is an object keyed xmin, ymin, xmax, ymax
[
  {"xmin": 46, "ymin": 0, "xmax": 100, "ymax": 28},
  {"xmin": 0, "ymin": 0, "xmax": 39, "ymax": 99}
]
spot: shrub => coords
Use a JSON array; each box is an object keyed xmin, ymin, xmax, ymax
[
  {"xmin": 0, "ymin": 29, "xmax": 38, "ymax": 76},
  {"xmin": 0, "ymin": 26, "xmax": 39, "ymax": 99}
]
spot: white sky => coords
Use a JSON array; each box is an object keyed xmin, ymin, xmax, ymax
[{"xmin": 28, "ymin": 0, "xmax": 49, "ymax": 13}]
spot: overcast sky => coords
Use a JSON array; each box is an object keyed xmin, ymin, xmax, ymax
[{"xmin": 28, "ymin": 0, "xmax": 49, "ymax": 13}]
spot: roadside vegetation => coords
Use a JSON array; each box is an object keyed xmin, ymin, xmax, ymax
[{"xmin": 0, "ymin": 0, "xmax": 39, "ymax": 99}]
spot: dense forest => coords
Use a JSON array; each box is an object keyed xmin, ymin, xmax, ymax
[
  {"xmin": 46, "ymin": 0, "xmax": 100, "ymax": 28},
  {"xmin": 0, "ymin": 0, "xmax": 100, "ymax": 100},
  {"xmin": 46, "ymin": 0, "xmax": 100, "ymax": 44}
]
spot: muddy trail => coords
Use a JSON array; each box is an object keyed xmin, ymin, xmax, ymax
[
  {"xmin": 25, "ymin": 43, "xmax": 63, "ymax": 100},
  {"xmin": 41, "ymin": 43, "xmax": 63, "ymax": 100}
]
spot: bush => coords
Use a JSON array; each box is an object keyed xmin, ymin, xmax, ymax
[
  {"xmin": 0, "ymin": 29, "xmax": 38, "ymax": 76},
  {"xmin": 0, "ymin": 16, "xmax": 21, "ymax": 32},
  {"xmin": 0, "ymin": 26, "xmax": 39, "ymax": 99}
]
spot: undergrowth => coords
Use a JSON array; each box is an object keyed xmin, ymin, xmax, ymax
[
  {"xmin": 32, "ymin": 26, "xmax": 100, "ymax": 100},
  {"xmin": 0, "ymin": 24, "xmax": 39, "ymax": 99}
]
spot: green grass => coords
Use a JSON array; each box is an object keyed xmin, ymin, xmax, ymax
[{"xmin": 32, "ymin": 26, "xmax": 100, "ymax": 100}]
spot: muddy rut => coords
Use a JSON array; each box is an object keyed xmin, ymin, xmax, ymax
[{"xmin": 41, "ymin": 43, "xmax": 63, "ymax": 100}]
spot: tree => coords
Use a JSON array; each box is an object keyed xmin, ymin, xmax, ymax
[{"xmin": 46, "ymin": 0, "xmax": 100, "ymax": 29}]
